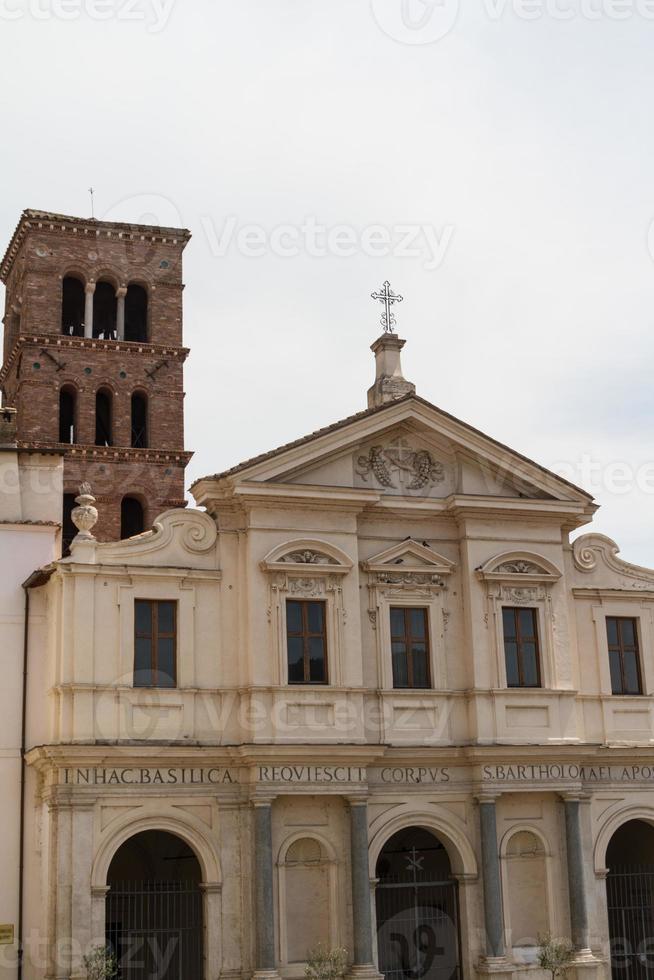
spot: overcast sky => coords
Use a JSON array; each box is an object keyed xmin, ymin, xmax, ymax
[{"xmin": 2, "ymin": 0, "xmax": 654, "ymax": 561}]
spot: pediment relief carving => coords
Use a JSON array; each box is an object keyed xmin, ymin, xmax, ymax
[
  {"xmin": 354, "ymin": 436, "xmax": 449, "ymax": 495},
  {"xmin": 261, "ymin": 538, "xmax": 353, "ymax": 575},
  {"xmin": 362, "ymin": 539, "xmax": 455, "ymax": 593},
  {"xmin": 573, "ymin": 533, "xmax": 654, "ymax": 588},
  {"xmin": 477, "ymin": 550, "xmax": 561, "ymax": 583}
]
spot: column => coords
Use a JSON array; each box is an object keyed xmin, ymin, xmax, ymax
[
  {"xmin": 253, "ymin": 800, "xmax": 278, "ymax": 979},
  {"xmin": 115, "ymin": 287, "xmax": 127, "ymax": 341},
  {"xmin": 347, "ymin": 799, "xmax": 381, "ymax": 980},
  {"xmin": 478, "ymin": 796, "xmax": 506, "ymax": 962},
  {"xmin": 84, "ymin": 283, "xmax": 95, "ymax": 339},
  {"xmin": 563, "ymin": 796, "xmax": 592, "ymax": 957},
  {"xmin": 54, "ymin": 802, "xmax": 73, "ymax": 979}
]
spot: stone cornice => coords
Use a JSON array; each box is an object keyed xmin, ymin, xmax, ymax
[
  {"xmin": 1, "ymin": 208, "xmax": 191, "ymax": 282},
  {"xmin": 18, "ymin": 441, "xmax": 192, "ymax": 466},
  {"xmin": 0, "ymin": 334, "xmax": 189, "ymax": 385}
]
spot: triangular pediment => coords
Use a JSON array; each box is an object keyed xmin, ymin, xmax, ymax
[
  {"xmin": 362, "ymin": 539, "xmax": 455, "ymax": 575},
  {"xmin": 192, "ymin": 396, "xmax": 595, "ymax": 512}
]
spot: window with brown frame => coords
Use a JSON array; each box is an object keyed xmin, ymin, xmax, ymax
[
  {"xmin": 502, "ymin": 607, "xmax": 541, "ymax": 688},
  {"xmin": 286, "ymin": 600, "xmax": 327, "ymax": 684},
  {"xmin": 390, "ymin": 607, "xmax": 431, "ymax": 689},
  {"xmin": 134, "ymin": 599, "xmax": 177, "ymax": 688},
  {"xmin": 606, "ymin": 617, "xmax": 643, "ymax": 695}
]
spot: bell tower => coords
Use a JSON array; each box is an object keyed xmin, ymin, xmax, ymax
[{"xmin": 0, "ymin": 209, "xmax": 193, "ymax": 548}]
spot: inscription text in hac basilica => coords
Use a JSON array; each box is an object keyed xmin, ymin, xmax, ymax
[{"xmin": 62, "ymin": 767, "xmax": 237, "ymax": 785}]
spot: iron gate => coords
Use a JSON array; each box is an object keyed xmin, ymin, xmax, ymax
[
  {"xmin": 376, "ymin": 874, "xmax": 461, "ymax": 980},
  {"xmin": 607, "ymin": 865, "xmax": 654, "ymax": 980},
  {"xmin": 106, "ymin": 879, "xmax": 203, "ymax": 980}
]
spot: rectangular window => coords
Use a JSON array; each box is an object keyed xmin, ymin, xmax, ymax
[
  {"xmin": 606, "ymin": 617, "xmax": 642, "ymax": 695},
  {"xmin": 390, "ymin": 607, "xmax": 431, "ymax": 689},
  {"xmin": 502, "ymin": 607, "xmax": 541, "ymax": 688},
  {"xmin": 286, "ymin": 600, "xmax": 327, "ymax": 684},
  {"xmin": 134, "ymin": 599, "xmax": 177, "ymax": 688}
]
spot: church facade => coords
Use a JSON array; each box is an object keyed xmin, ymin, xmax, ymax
[{"xmin": 2, "ymin": 212, "xmax": 654, "ymax": 980}]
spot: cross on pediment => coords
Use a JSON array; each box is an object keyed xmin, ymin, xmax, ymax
[{"xmin": 371, "ymin": 280, "xmax": 403, "ymax": 333}]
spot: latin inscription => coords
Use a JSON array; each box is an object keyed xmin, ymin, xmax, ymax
[
  {"xmin": 482, "ymin": 764, "xmax": 654, "ymax": 782},
  {"xmin": 62, "ymin": 767, "xmax": 236, "ymax": 786},
  {"xmin": 257, "ymin": 765, "xmax": 366, "ymax": 783}
]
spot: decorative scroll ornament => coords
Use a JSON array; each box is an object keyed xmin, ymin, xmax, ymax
[
  {"xmin": 280, "ymin": 550, "xmax": 336, "ymax": 565},
  {"xmin": 71, "ymin": 483, "xmax": 98, "ymax": 540},
  {"xmin": 356, "ymin": 437, "xmax": 445, "ymax": 492},
  {"xmin": 496, "ymin": 560, "xmax": 544, "ymax": 575}
]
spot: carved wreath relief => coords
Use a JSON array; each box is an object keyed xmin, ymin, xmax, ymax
[
  {"xmin": 496, "ymin": 561, "xmax": 544, "ymax": 575},
  {"xmin": 356, "ymin": 437, "xmax": 445, "ymax": 492},
  {"xmin": 280, "ymin": 550, "xmax": 336, "ymax": 565}
]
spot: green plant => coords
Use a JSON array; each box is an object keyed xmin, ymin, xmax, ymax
[
  {"xmin": 83, "ymin": 945, "xmax": 118, "ymax": 980},
  {"xmin": 537, "ymin": 934, "xmax": 575, "ymax": 980},
  {"xmin": 305, "ymin": 944, "xmax": 348, "ymax": 980}
]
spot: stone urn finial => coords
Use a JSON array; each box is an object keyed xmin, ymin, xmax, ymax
[{"xmin": 71, "ymin": 483, "xmax": 98, "ymax": 540}]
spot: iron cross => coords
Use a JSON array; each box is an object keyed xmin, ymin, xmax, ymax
[{"xmin": 371, "ymin": 281, "xmax": 403, "ymax": 333}]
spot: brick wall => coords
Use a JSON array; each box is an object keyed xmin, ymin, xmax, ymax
[{"xmin": 0, "ymin": 212, "xmax": 192, "ymax": 541}]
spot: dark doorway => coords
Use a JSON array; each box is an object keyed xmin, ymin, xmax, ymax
[
  {"xmin": 95, "ymin": 389, "xmax": 113, "ymax": 446},
  {"xmin": 62, "ymin": 493, "xmax": 77, "ymax": 557},
  {"xmin": 62, "ymin": 277, "xmax": 85, "ymax": 336},
  {"xmin": 125, "ymin": 284, "xmax": 148, "ymax": 342},
  {"xmin": 59, "ymin": 387, "xmax": 77, "ymax": 444},
  {"xmin": 376, "ymin": 827, "xmax": 461, "ymax": 980},
  {"xmin": 607, "ymin": 819, "xmax": 654, "ymax": 980},
  {"xmin": 121, "ymin": 497, "xmax": 145, "ymax": 539},
  {"xmin": 106, "ymin": 830, "xmax": 203, "ymax": 980},
  {"xmin": 94, "ymin": 281, "xmax": 117, "ymax": 339},
  {"xmin": 131, "ymin": 392, "xmax": 148, "ymax": 448}
]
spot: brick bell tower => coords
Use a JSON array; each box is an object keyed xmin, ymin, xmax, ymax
[{"xmin": 0, "ymin": 209, "xmax": 193, "ymax": 548}]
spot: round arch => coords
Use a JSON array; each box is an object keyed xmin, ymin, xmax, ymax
[
  {"xmin": 500, "ymin": 823, "xmax": 552, "ymax": 858},
  {"xmin": 369, "ymin": 809, "xmax": 477, "ymax": 878},
  {"xmin": 92, "ymin": 813, "xmax": 222, "ymax": 888},
  {"xmin": 277, "ymin": 829, "xmax": 338, "ymax": 866},
  {"xmin": 594, "ymin": 805, "xmax": 654, "ymax": 873},
  {"xmin": 93, "ymin": 270, "xmax": 120, "ymax": 290}
]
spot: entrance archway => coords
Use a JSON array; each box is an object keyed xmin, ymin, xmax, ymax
[
  {"xmin": 375, "ymin": 827, "xmax": 461, "ymax": 980},
  {"xmin": 106, "ymin": 830, "xmax": 203, "ymax": 980},
  {"xmin": 606, "ymin": 819, "xmax": 654, "ymax": 980}
]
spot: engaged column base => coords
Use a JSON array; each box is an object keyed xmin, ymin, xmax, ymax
[
  {"xmin": 344, "ymin": 964, "xmax": 384, "ymax": 980},
  {"xmin": 475, "ymin": 955, "xmax": 515, "ymax": 979}
]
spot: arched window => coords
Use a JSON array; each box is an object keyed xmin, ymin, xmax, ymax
[
  {"xmin": 125, "ymin": 284, "xmax": 148, "ymax": 342},
  {"xmin": 61, "ymin": 276, "xmax": 85, "ymax": 336},
  {"xmin": 59, "ymin": 386, "xmax": 77, "ymax": 444},
  {"xmin": 95, "ymin": 388, "xmax": 113, "ymax": 447},
  {"xmin": 93, "ymin": 281, "xmax": 117, "ymax": 339},
  {"xmin": 131, "ymin": 391, "xmax": 148, "ymax": 448},
  {"xmin": 121, "ymin": 496, "xmax": 145, "ymax": 539}
]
